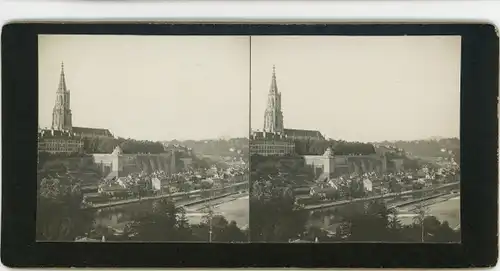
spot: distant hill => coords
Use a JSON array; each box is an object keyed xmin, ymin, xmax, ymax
[
  {"xmin": 163, "ymin": 138, "xmax": 249, "ymax": 159},
  {"xmin": 376, "ymin": 138, "xmax": 460, "ymax": 161}
]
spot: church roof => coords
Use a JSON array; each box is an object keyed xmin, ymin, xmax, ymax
[
  {"xmin": 73, "ymin": 126, "xmax": 113, "ymax": 137},
  {"xmin": 39, "ymin": 129, "xmax": 80, "ymax": 139},
  {"xmin": 284, "ymin": 128, "xmax": 324, "ymax": 139}
]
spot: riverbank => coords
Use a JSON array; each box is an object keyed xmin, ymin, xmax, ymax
[
  {"xmin": 396, "ymin": 194, "xmax": 460, "ymax": 228},
  {"xmin": 185, "ymin": 194, "xmax": 249, "ymax": 228}
]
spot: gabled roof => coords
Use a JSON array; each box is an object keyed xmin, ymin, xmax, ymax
[
  {"xmin": 39, "ymin": 129, "xmax": 81, "ymax": 139},
  {"xmin": 284, "ymin": 128, "xmax": 324, "ymax": 139},
  {"xmin": 73, "ymin": 126, "xmax": 113, "ymax": 137}
]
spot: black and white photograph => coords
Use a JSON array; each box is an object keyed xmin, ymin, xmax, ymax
[
  {"xmin": 249, "ymin": 36, "xmax": 461, "ymax": 243},
  {"xmin": 36, "ymin": 35, "xmax": 250, "ymax": 243},
  {"xmin": 2, "ymin": 22, "xmax": 498, "ymax": 268}
]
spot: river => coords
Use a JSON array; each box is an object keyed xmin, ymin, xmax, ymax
[
  {"xmin": 396, "ymin": 194, "xmax": 460, "ymax": 229},
  {"xmin": 93, "ymin": 194, "xmax": 249, "ymax": 232},
  {"xmin": 184, "ymin": 194, "xmax": 249, "ymax": 228}
]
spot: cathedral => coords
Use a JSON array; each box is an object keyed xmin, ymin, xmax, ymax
[
  {"xmin": 49, "ymin": 62, "xmax": 113, "ymax": 137},
  {"xmin": 250, "ymin": 66, "xmax": 324, "ymax": 156},
  {"xmin": 250, "ymin": 66, "xmax": 388, "ymax": 177},
  {"xmin": 38, "ymin": 62, "xmax": 113, "ymax": 154},
  {"xmin": 262, "ymin": 66, "xmax": 324, "ymax": 140}
]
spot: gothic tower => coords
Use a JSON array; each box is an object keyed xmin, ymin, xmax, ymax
[
  {"xmin": 263, "ymin": 65, "xmax": 284, "ymax": 134},
  {"xmin": 51, "ymin": 62, "xmax": 73, "ymax": 131}
]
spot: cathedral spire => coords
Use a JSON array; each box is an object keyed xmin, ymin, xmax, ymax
[
  {"xmin": 263, "ymin": 65, "xmax": 284, "ymax": 134},
  {"xmin": 58, "ymin": 61, "xmax": 68, "ymax": 93},
  {"xmin": 52, "ymin": 61, "xmax": 72, "ymax": 131},
  {"xmin": 269, "ymin": 65, "xmax": 278, "ymax": 94}
]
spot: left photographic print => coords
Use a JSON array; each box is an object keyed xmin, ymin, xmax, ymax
[{"xmin": 37, "ymin": 35, "xmax": 250, "ymax": 243}]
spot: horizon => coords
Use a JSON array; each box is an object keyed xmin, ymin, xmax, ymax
[
  {"xmin": 251, "ymin": 36, "xmax": 461, "ymax": 142},
  {"xmin": 39, "ymin": 35, "xmax": 250, "ymax": 141},
  {"xmin": 39, "ymin": 35, "xmax": 460, "ymax": 143}
]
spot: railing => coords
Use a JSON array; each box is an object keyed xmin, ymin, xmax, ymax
[
  {"xmin": 84, "ymin": 181, "xmax": 248, "ymax": 209},
  {"xmin": 387, "ymin": 192, "xmax": 456, "ymax": 210},
  {"xmin": 178, "ymin": 191, "xmax": 248, "ymax": 208},
  {"xmin": 301, "ymin": 182, "xmax": 459, "ymax": 211}
]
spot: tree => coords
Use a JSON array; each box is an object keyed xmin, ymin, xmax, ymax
[
  {"xmin": 389, "ymin": 178, "xmax": 401, "ymax": 193},
  {"xmin": 293, "ymin": 139, "xmax": 376, "ymax": 156},
  {"xmin": 340, "ymin": 201, "xmax": 391, "ymax": 241},
  {"xmin": 303, "ymin": 225, "xmax": 332, "ymax": 242},
  {"xmin": 193, "ymin": 210, "xmax": 247, "ymax": 242},
  {"xmin": 250, "ymin": 178, "xmax": 308, "ymax": 242},
  {"xmin": 387, "ymin": 208, "xmax": 402, "ymax": 231},
  {"xmin": 126, "ymin": 198, "xmax": 190, "ymax": 241},
  {"xmin": 433, "ymin": 221, "xmax": 460, "ymax": 242},
  {"xmin": 36, "ymin": 176, "xmax": 94, "ymax": 241},
  {"xmin": 412, "ymin": 203, "xmax": 429, "ymax": 242},
  {"xmin": 221, "ymin": 221, "xmax": 247, "ymax": 242},
  {"xmin": 174, "ymin": 208, "xmax": 194, "ymax": 241}
]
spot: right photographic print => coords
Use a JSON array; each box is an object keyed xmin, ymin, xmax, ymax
[{"xmin": 249, "ymin": 36, "xmax": 461, "ymax": 243}]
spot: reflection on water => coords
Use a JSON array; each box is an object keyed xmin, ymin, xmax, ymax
[
  {"xmin": 397, "ymin": 196, "xmax": 460, "ymax": 228},
  {"xmin": 185, "ymin": 196, "xmax": 249, "ymax": 228},
  {"xmin": 94, "ymin": 195, "xmax": 250, "ymax": 231},
  {"xmin": 306, "ymin": 195, "xmax": 460, "ymax": 232}
]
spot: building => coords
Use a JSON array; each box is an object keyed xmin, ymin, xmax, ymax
[
  {"xmin": 304, "ymin": 147, "xmax": 388, "ymax": 179},
  {"xmin": 251, "ymin": 66, "xmax": 323, "ymax": 156},
  {"xmin": 38, "ymin": 62, "xmax": 114, "ymax": 154},
  {"xmin": 250, "ymin": 131, "xmax": 295, "ymax": 156},
  {"xmin": 263, "ymin": 66, "xmax": 285, "ymax": 134},
  {"xmin": 92, "ymin": 146, "xmax": 178, "ymax": 180},
  {"xmin": 261, "ymin": 65, "xmax": 324, "ymax": 140},
  {"xmin": 48, "ymin": 62, "xmax": 113, "ymax": 138},
  {"xmin": 250, "ymin": 66, "xmax": 388, "ymax": 177},
  {"xmin": 38, "ymin": 129, "xmax": 84, "ymax": 154},
  {"xmin": 283, "ymin": 128, "xmax": 325, "ymax": 141}
]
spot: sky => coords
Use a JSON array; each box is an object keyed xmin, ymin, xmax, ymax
[
  {"xmin": 251, "ymin": 36, "xmax": 461, "ymax": 142},
  {"xmin": 39, "ymin": 35, "xmax": 250, "ymax": 141}
]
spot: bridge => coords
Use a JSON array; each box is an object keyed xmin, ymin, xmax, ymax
[
  {"xmin": 300, "ymin": 182, "xmax": 459, "ymax": 211},
  {"xmin": 84, "ymin": 181, "xmax": 249, "ymax": 210}
]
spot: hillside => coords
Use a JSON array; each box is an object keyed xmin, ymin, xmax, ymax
[
  {"xmin": 376, "ymin": 138, "xmax": 460, "ymax": 161},
  {"xmin": 38, "ymin": 154, "xmax": 103, "ymax": 185},
  {"xmin": 164, "ymin": 138, "xmax": 249, "ymax": 159}
]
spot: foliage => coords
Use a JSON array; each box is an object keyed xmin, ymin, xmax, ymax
[
  {"xmin": 192, "ymin": 156, "xmax": 216, "ymax": 170},
  {"xmin": 120, "ymin": 138, "xmax": 166, "ymax": 154},
  {"xmin": 123, "ymin": 198, "xmax": 247, "ymax": 242},
  {"xmin": 250, "ymin": 173, "xmax": 309, "ymax": 242},
  {"xmin": 36, "ymin": 175, "xmax": 94, "ymax": 241},
  {"xmin": 336, "ymin": 201, "xmax": 392, "ymax": 241},
  {"xmin": 402, "ymin": 158, "xmax": 420, "ymax": 170},
  {"xmin": 294, "ymin": 139, "xmax": 376, "ymax": 156},
  {"xmin": 82, "ymin": 137, "xmax": 166, "ymax": 154},
  {"xmin": 378, "ymin": 138, "xmax": 459, "ymax": 159},
  {"xmin": 335, "ymin": 200, "xmax": 460, "ymax": 242},
  {"xmin": 124, "ymin": 198, "xmax": 192, "ymax": 241},
  {"xmin": 38, "ymin": 152, "xmax": 92, "ymax": 169},
  {"xmin": 250, "ymin": 154, "xmax": 313, "ymax": 184},
  {"xmin": 165, "ymin": 138, "xmax": 249, "ymax": 161}
]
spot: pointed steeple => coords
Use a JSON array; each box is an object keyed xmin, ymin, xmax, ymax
[
  {"xmin": 58, "ymin": 61, "xmax": 68, "ymax": 92},
  {"xmin": 263, "ymin": 65, "xmax": 284, "ymax": 134},
  {"xmin": 52, "ymin": 61, "xmax": 72, "ymax": 131},
  {"xmin": 269, "ymin": 65, "xmax": 278, "ymax": 94}
]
